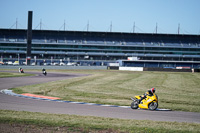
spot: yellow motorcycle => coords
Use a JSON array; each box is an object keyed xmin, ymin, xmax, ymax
[{"xmin": 131, "ymin": 93, "xmax": 158, "ymax": 110}]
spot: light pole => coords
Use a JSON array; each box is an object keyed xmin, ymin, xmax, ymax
[{"xmin": 18, "ymin": 54, "xmax": 19, "ymax": 62}]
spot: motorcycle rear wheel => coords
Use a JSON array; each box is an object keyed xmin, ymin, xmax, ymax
[
  {"xmin": 148, "ymin": 101, "xmax": 158, "ymax": 110},
  {"xmin": 131, "ymin": 101, "xmax": 138, "ymax": 109}
]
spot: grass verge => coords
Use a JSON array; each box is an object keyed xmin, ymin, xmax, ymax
[
  {"xmin": 0, "ymin": 72, "xmax": 34, "ymax": 78},
  {"xmin": 12, "ymin": 70, "xmax": 200, "ymax": 112},
  {"xmin": 0, "ymin": 110, "xmax": 200, "ymax": 133}
]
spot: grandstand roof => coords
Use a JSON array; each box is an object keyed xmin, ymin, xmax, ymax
[{"xmin": 0, "ymin": 29, "xmax": 200, "ymax": 43}]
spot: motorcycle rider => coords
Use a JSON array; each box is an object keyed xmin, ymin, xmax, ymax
[
  {"xmin": 138, "ymin": 88, "xmax": 156, "ymax": 103},
  {"xmin": 42, "ymin": 68, "xmax": 45, "ymax": 72},
  {"xmin": 19, "ymin": 67, "xmax": 23, "ymax": 73},
  {"xmin": 42, "ymin": 68, "xmax": 47, "ymax": 76}
]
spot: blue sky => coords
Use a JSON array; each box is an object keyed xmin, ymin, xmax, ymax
[{"xmin": 1, "ymin": 0, "xmax": 200, "ymax": 34}]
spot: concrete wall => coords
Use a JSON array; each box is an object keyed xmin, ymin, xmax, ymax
[
  {"xmin": 119, "ymin": 67, "xmax": 143, "ymax": 71},
  {"xmin": 0, "ymin": 65, "xmax": 107, "ymax": 70}
]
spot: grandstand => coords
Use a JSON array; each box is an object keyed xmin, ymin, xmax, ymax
[{"xmin": 0, "ymin": 28, "xmax": 200, "ymax": 68}]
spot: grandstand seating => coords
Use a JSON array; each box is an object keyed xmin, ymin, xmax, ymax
[
  {"xmin": 1, "ymin": 36, "xmax": 199, "ymax": 48},
  {"xmin": 0, "ymin": 29, "xmax": 200, "ymax": 68}
]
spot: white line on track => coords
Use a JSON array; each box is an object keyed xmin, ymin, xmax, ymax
[{"xmin": 1, "ymin": 89, "xmax": 171, "ymax": 111}]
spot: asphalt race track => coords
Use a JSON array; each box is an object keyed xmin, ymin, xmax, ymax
[{"xmin": 0, "ymin": 71, "xmax": 200, "ymax": 123}]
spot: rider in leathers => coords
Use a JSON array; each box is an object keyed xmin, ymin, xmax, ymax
[{"xmin": 138, "ymin": 88, "xmax": 156, "ymax": 103}]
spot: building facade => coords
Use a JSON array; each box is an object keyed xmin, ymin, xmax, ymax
[{"xmin": 0, "ymin": 29, "xmax": 200, "ymax": 68}]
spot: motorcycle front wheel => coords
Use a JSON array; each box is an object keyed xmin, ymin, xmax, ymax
[
  {"xmin": 148, "ymin": 101, "xmax": 158, "ymax": 110},
  {"xmin": 131, "ymin": 101, "xmax": 138, "ymax": 109}
]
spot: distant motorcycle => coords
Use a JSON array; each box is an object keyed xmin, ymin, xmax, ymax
[
  {"xmin": 19, "ymin": 68, "xmax": 24, "ymax": 73},
  {"xmin": 42, "ymin": 68, "xmax": 47, "ymax": 76}
]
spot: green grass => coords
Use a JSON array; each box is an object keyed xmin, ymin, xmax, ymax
[
  {"xmin": 12, "ymin": 70, "xmax": 200, "ymax": 112},
  {"xmin": 0, "ymin": 72, "xmax": 34, "ymax": 78},
  {"xmin": 0, "ymin": 110, "xmax": 200, "ymax": 133},
  {"xmin": 1, "ymin": 70, "xmax": 200, "ymax": 132}
]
